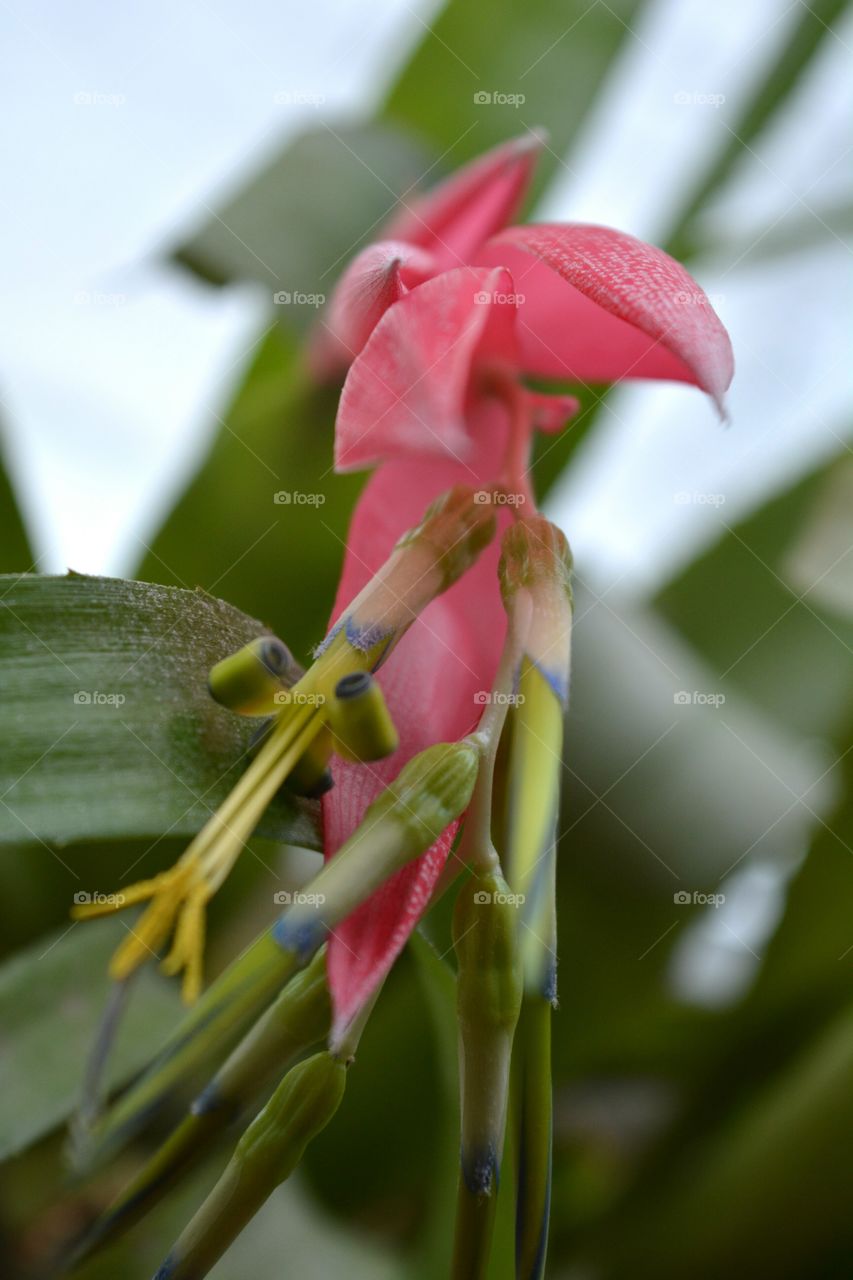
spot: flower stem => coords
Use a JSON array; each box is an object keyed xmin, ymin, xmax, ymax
[{"xmin": 452, "ymin": 869, "xmax": 523, "ymax": 1280}]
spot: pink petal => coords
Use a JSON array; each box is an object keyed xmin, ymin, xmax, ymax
[
  {"xmin": 308, "ymin": 241, "xmax": 435, "ymax": 379},
  {"xmin": 335, "ymin": 266, "xmax": 519, "ymax": 473},
  {"xmin": 382, "ymin": 132, "xmax": 544, "ymax": 273},
  {"xmin": 323, "ymin": 410, "xmax": 510, "ymax": 1043},
  {"xmin": 482, "ymin": 224, "xmax": 734, "ymax": 413}
]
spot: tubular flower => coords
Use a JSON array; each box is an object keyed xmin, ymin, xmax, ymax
[
  {"xmin": 318, "ymin": 137, "xmax": 732, "ymax": 1045},
  {"xmin": 69, "ymin": 135, "xmax": 734, "ymax": 1280}
]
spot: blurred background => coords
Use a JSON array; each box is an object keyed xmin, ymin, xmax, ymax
[{"xmin": 0, "ymin": 1, "xmax": 851, "ymax": 1277}]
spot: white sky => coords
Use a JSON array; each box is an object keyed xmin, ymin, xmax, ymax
[{"xmin": 0, "ymin": 0, "xmax": 850, "ymax": 590}]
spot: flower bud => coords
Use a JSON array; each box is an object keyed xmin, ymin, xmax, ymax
[
  {"xmin": 499, "ymin": 516, "xmax": 572, "ymax": 704},
  {"xmin": 153, "ymin": 1052, "xmax": 346, "ymax": 1280},
  {"xmin": 274, "ymin": 740, "xmax": 480, "ymax": 959},
  {"xmin": 317, "ymin": 485, "xmax": 495, "ymax": 664}
]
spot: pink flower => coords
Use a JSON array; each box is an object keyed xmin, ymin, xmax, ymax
[{"xmin": 318, "ymin": 137, "xmax": 734, "ymax": 1039}]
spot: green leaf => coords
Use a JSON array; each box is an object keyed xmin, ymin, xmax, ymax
[
  {"xmin": 382, "ymin": 0, "xmax": 645, "ymax": 201},
  {"xmin": 0, "ymin": 573, "xmax": 320, "ymax": 849},
  {"xmin": 174, "ymin": 123, "xmax": 431, "ymax": 325},
  {"xmin": 584, "ymin": 998, "xmax": 853, "ymax": 1280},
  {"xmin": 784, "ymin": 456, "xmax": 853, "ymax": 620},
  {"xmin": 656, "ymin": 454, "xmax": 853, "ymax": 741},
  {"xmin": 0, "ymin": 918, "xmax": 181, "ymax": 1160},
  {"xmin": 174, "ymin": 3, "xmax": 646, "ymax": 299},
  {"xmin": 0, "ymin": 420, "xmax": 33, "ymax": 574},
  {"xmin": 666, "ymin": 0, "xmax": 850, "ymax": 258}
]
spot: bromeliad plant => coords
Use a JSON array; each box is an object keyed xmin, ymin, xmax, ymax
[{"xmin": 68, "ymin": 133, "xmax": 732, "ymax": 1279}]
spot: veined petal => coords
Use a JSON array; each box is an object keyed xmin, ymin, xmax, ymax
[
  {"xmin": 482, "ymin": 223, "xmax": 734, "ymax": 414},
  {"xmin": 324, "ymin": 416, "xmax": 510, "ymax": 1042},
  {"xmin": 309, "ymin": 240, "xmax": 435, "ymax": 378},
  {"xmin": 383, "ymin": 131, "xmax": 543, "ymax": 272},
  {"xmin": 335, "ymin": 266, "xmax": 519, "ymax": 473}
]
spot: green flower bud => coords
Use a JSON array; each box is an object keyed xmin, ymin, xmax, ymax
[
  {"xmin": 274, "ymin": 740, "xmax": 480, "ymax": 959},
  {"xmin": 154, "ymin": 1052, "xmax": 346, "ymax": 1280}
]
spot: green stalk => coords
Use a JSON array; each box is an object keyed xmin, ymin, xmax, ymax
[
  {"xmin": 513, "ymin": 998, "xmax": 553, "ymax": 1280},
  {"xmin": 452, "ymin": 869, "xmax": 524, "ymax": 1280},
  {"xmin": 70, "ymin": 949, "xmax": 330, "ymax": 1262},
  {"xmin": 152, "ymin": 1051, "xmax": 347, "ymax": 1280},
  {"xmin": 498, "ymin": 517, "xmax": 572, "ymax": 1279}
]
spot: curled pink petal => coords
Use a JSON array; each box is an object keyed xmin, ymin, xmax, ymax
[
  {"xmin": 323, "ymin": 411, "xmax": 510, "ymax": 1042},
  {"xmin": 483, "ymin": 224, "xmax": 734, "ymax": 414},
  {"xmin": 383, "ymin": 131, "xmax": 544, "ymax": 272},
  {"xmin": 308, "ymin": 240, "xmax": 435, "ymax": 379},
  {"xmin": 334, "ymin": 266, "xmax": 520, "ymax": 473}
]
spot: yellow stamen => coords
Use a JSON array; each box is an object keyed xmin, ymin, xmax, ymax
[{"xmin": 73, "ymin": 487, "xmax": 495, "ymax": 1002}]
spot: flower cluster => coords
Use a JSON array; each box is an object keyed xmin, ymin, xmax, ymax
[{"xmin": 69, "ymin": 133, "xmax": 732, "ymax": 1279}]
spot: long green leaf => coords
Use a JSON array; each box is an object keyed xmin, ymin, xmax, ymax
[
  {"xmin": 0, "ymin": 919, "xmax": 180, "ymax": 1160},
  {"xmin": 0, "ymin": 573, "xmax": 319, "ymax": 848},
  {"xmin": 174, "ymin": 123, "xmax": 431, "ymax": 324},
  {"xmin": 0, "ymin": 420, "xmax": 33, "ymax": 573}
]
